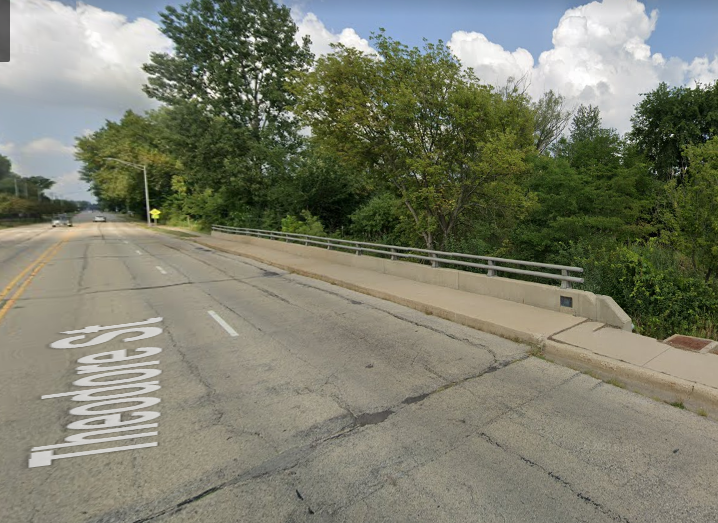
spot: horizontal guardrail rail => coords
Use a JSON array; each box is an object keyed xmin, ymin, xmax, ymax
[{"xmin": 212, "ymin": 225, "xmax": 584, "ymax": 288}]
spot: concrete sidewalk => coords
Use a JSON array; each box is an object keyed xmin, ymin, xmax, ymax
[{"xmin": 191, "ymin": 232, "xmax": 718, "ymax": 419}]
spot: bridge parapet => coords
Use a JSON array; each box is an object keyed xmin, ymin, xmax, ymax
[{"xmin": 212, "ymin": 226, "xmax": 631, "ymax": 330}]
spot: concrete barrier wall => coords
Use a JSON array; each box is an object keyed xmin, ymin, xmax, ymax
[{"xmin": 212, "ymin": 232, "xmax": 632, "ymax": 330}]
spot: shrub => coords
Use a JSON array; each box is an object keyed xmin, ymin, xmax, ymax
[
  {"xmin": 554, "ymin": 239, "xmax": 718, "ymax": 340},
  {"xmin": 281, "ymin": 210, "xmax": 326, "ymax": 236}
]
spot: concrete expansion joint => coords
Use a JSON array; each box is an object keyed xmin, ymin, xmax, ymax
[
  {"xmin": 640, "ymin": 346, "xmax": 672, "ymax": 368},
  {"xmin": 546, "ymin": 318, "xmax": 593, "ymax": 342}
]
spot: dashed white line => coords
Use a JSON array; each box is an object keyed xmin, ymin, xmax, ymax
[
  {"xmin": 207, "ymin": 311, "xmax": 239, "ymax": 337},
  {"xmin": 155, "ymin": 266, "xmax": 167, "ymax": 275},
  {"xmin": 135, "ymin": 250, "xmax": 142, "ymax": 255},
  {"xmin": 123, "ymin": 240, "xmax": 129, "ymax": 244}
]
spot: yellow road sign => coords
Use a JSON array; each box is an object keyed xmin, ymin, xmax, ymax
[{"xmin": 149, "ymin": 209, "xmax": 161, "ymax": 218}]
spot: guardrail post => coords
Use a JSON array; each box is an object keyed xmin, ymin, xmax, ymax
[
  {"xmin": 391, "ymin": 248, "xmax": 397, "ymax": 261},
  {"xmin": 561, "ymin": 269, "xmax": 571, "ymax": 289},
  {"xmin": 355, "ymin": 242, "xmax": 362, "ymax": 255},
  {"xmin": 487, "ymin": 260, "xmax": 496, "ymax": 277},
  {"xmin": 430, "ymin": 253, "xmax": 439, "ymax": 268}
]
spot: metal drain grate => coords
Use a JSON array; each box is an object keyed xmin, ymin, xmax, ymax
[{"xmin": 664, "ymin": 334, "xmax": 716, "ymax": 353}]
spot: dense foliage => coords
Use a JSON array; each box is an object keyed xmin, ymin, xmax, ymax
[
  {"xmin": 0, "ymin": 154, "xmax": 81, "ymax": 221},
  {"xmin": 75, "ymin": 0, "xmax": 718, "ymax": 341}
]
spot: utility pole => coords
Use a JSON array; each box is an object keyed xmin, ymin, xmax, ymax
[{"xmin": 13, "ymin": 176, "xmax": 18, "ymax": 197}]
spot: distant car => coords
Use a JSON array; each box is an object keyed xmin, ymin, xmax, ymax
[
  {"xmin": 52, "ymin": 216, "xmax": 72, "ymax": 227},
  {"xmin": 93, "ymin": 216, "xmax": 107, "ymax": 223}
]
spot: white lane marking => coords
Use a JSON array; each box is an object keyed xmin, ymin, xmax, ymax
[
  {"xmin": 136, "ymin": 250, "xmax": 142, "ymax": 255},
  {"xmin": 207, "ymin": 311, "xmax": 239, "ymax": 337},
  {"xmin": 123, "ymin": 240, "xmax": 129, "ymax": 244},
  {"xmin": 155, "ymin": 266, "xmax": 167, "ymax": 275}
]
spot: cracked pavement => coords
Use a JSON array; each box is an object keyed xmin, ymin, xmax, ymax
[{"xmin": 2, "ymin": 216, "xmax": 718, "ymax": 523}]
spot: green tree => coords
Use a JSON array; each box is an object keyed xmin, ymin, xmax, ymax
[
  {"xmin": 511, "ymin": 142, "xmax": 656, "ymax": 264},
  {"xmin": 143, "ymin": 0, "xmax": 313, "ymax": 214},
  {"xmin": 151, "ymin": 102, "xmax": 258, "ymax": 224},
  {"xmin": 144, "ymin": 0, "xmax": 311, "ymax": 131},
  {"xmin": 349, "ymin": 192, "xmax": 407, "ymax": 242},
  {"xmin": 25, "ymin": 176, "xmax": 55, "ymax": 200},
  {"xmin": 295, "ymin": 32, "xmax": 533, "ymax": 250},
  {"xmin": 277, "ymin": 143, "xmax": 364, "ymax": 231},
  {"xmin": 629, "ymin": 81, "xmax": 718, "ymax": 181},
  {"xmin": 670, "ymin": 137, "xmax": 718, "ymax": 281},
  {"xmin": 532, "ymin": 90, "xmax": 573, "ymax": 155},
  {"xmin": 75, "ymin": 111, "xmax": 176, "ymax": 213},
  {"xmin": 281, "ymin": 210, "xmax": 325, "ymax": 236},
  {"xmin": 0, "ymin": 154, "xmax": 11, "ymax": 180},
  {"xmin": 556, "ymin": 104, "xmax": 622, "ymax": 175}
]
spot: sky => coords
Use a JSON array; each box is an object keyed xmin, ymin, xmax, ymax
[{"xmin": 1, "ymin": 0, "xmax": 717, "ymax": 202}]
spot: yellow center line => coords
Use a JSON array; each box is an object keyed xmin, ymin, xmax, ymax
[
  {"xmin": 0, "ymin": 243, "xmax": 59, "ymax": 302},
  {"xmin": 0, "ymin": 230, "xmax": 74, "ymax": 324}
]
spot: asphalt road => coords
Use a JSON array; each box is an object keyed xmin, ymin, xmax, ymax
[{"xmin": 2, "ymin": 213, "xmax": 718, "ymax": 523}]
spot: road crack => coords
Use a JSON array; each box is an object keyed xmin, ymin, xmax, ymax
[
  {"xmin": 479, "ymin": 432, "xmax": 632, "ymax": 523},
  {"xmin": 96, "ymin": 356, "xmax": 528, "ymax": 523}
]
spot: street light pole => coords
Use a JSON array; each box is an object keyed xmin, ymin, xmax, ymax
[
  {"xmin": 143, "ymin": 164, "xmax": 151, "ymax": 227},
  {"xmin": 104, "ymin": 158, "xmax": 151, "ymax": 226}
]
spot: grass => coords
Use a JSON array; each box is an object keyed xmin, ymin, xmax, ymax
[
  {"xmin": 0, "ymin": 219, "xmax": 40, "ymax": 229},
  {"xmin": 580, "ymin": 369, "xmax": 625, "ymax": 389},
  {"xmin": 605, "ymin": 378, "xmax": 625, "ymax": 389},
  {"xmin": 669, "ymin": 401, "xmax": 686, "ymax": 410},
  {"xmin": 697, "ymin": 408, "xmax": 708, "ymax": 417},
  {"xmin": 528, "ymin": 346, "xmax": 547, "ymax": 361}
]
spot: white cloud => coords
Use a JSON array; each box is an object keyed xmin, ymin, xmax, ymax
[
  {"xmin": 3, "ymin": 0, "xmax": 171, "ymax": 111},
  {"xmin": 446, "ymin": 0, "xmax": 718, "ymax": 135},
  {"xmin": 0, "ymin": 142, "xmax": 16, "ymax": 155},
  {"xmin": 530, "ymin": 0, "xmax": 664, "ymax": 132},
  {"xmin": 21, "ymin": 138, "xmax": 75, "ymax": 156},
  {"xmin": 0, "ymin": 138, "xmax": 92, "ymax": 200},
  {"xmin": 292, "ymin": 10, "xmax": 375, "ymax": 56},
  {"xmin": 448, "ymin": 31, "xmax": 534, "ymax": 86},
  {"xmin": 50, "ymin": 171, "xmax": 90, "ymax": 200},
  {"xmin": 685, "ymin": 55, "xmax": 718, "ymax": 86}
]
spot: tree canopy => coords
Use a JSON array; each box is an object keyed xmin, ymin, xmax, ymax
[
  {"xmin": 294, "ymin": 32, "xmax": 534, "ymax": 250},
  {"xmin": 629, "ymin": 81, "xmax": 718, "ymax": 181}
]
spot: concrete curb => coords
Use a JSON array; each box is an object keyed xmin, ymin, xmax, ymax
[
  {"xmin": 193, "ymin": 237, "xmax": 718, "ymax": 419},
  {"xmin": 542, "ymin": 339, "xmax": 718, "ymax": 418}
]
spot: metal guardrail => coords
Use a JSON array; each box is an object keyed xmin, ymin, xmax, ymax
[{"xmin": 212, "ymin": 225, "xmax": 584, "ymax": 288}]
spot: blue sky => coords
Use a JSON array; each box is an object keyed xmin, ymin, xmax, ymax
[
  {"xmin": 56, "ymin": 0, "xmax": 718, "ymax": 63},
  {"xmin": 2, "ymin": 0, "xmax": 718, "ymax": 201}
]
